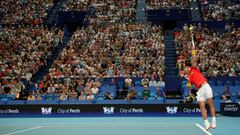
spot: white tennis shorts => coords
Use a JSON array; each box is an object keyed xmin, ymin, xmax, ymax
[{"xmin": 196, "ymin": 83, "xmax": 213, "ymax": 102}]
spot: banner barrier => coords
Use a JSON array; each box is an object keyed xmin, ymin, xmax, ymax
[
  {"xmin": 220, "ymin": 103, "xmax": 240, "ymax": 116},
  {"xmin": 0, "ymin": 104, "xmax": 210, "ymax": 117}
]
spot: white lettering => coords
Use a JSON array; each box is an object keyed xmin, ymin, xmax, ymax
[
  {"xmin": 183, "ymin": 108, "xmax": 201, "ymax": 113},
  {"xmin": 224, "ymin": 107, "xmax": 238, "ymax": 112},
  {"xmin": 0, "ymin": 109, "xmax": 19, "ymax": 114},
  {"xmin": 57, "ymin": 108, "xmax": 81, "ymax": 114},
  {"xmin": 119, "ymin": 108, "xmax": 144, "ymax": 113}
]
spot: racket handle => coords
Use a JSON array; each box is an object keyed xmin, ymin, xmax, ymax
[
  {"xmin": 191, "ymin": 49, "xmax": 196, "ymax": 57},
  {"xmin": 187, "ymin": 80, "xmax": 191, "ymax": 88}
]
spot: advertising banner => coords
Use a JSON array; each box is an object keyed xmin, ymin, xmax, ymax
[
  {"xmin": 0, "ymin": 104, "xmax": 208, "ymax": 117},
  {"xmin": 220, "ymin": 103, "xmax": 240, "ymax": 116}
]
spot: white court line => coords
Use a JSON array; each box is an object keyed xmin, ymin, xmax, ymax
[
  {"xmin": 3, "ymin": 126, "xmax": 42, "ymax": 135},
  {"xmin": 0, "ymin": 122, "xmax": 193, "ymax": 127},
  {"xmin": 41, "ymin": 123, "xmax": 194, "ymax": 128},
  {"xmin": 195, "ymin": 123, "xmax": 213, "ymax": 135}
]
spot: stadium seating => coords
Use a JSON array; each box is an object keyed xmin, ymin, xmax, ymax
[
  {"xmin": 5, "ymin": 100, "xmax": 26, "ymax": 105},
  {"xmin": 53, "ymin": 94, "xmax": 61, "ymax": 100},
  {"xmin": 0, "ymin": 0, "xmax": 239, "ymax": 110},
  {"xmin": 229, "ymin": 86, "xmax": 240, "ymax": 102},
  {"xmin": 60, "ymin": 100, "xmax": 93, "ymax": 104},
  {"xmin": 229, "ymin": 86, "xmax": 240, "ymax": 95},
  {"xmin": 226, "ymin": 80, "xmax": 234, "ymax": 86},
  {"xmin": 26, "ymin": 100, "xmax": 60, "ymax": 105},
  {"xmin": 235, "ymin": 81, "xmax": 240, "ymax": 86},
  {"xmin": 212, "ymin": 86, "xmax": 225, "ymax": 98},
  {"xmin": 129, "ymin": 99, "xmax": 164, "ymax": 104},
  {"xmin": 216, "ymin": 81, "xmax": 224, "ymax": 86}
]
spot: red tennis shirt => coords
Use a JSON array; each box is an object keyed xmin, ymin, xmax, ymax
[{"xmin": 188, "ymin": 67, "xmax": 207, "ymax": 88}]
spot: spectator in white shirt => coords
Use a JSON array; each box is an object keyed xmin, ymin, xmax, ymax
[
  {"xmin": 149, "ymin": 77, "xmax": 157, "ymax": 86},
  {"xmin": 91, "ymin": 83, "xmax": 99, "ymax": 95},
  {"xmin": 125, "ymin": 74, "xmax": 132, "ymax": 87},
  {"xmin": 47, "ymin": 84, "xmax": 55, "ymax": 94},
  {"xmin": 156, "ymin": 76, "xmax": 165, "ymax": 88},
  {"xmin": 86, "ymin": 91, "xmax": 94, "ymax": 100}
]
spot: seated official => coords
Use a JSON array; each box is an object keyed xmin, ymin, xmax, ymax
[{"xmin": 222, "ymin": 85, "xmax": 231, "ymax": 101}]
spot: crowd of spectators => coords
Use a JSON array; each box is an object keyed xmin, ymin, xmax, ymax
[
  {"xmin": 30, "ymin": 23, "xmax": 165, "ymax": 101},
  {"xmin": 31, "ymin": 75, "xmax": 103, "ymax": 101},
  {"xmin": 175, "ymin": 23, "xmax": 240, "ymax": 77},
  {"xmin": 0, "ymin": 25, "xmax": 64, "ymax": 82},
  {"xmin": 48, "ymin": 23, "xmax": 165, "ymax": 79},
  {"xmin": 0, "ymin": 78, "xmax": 26, "ymax": 100},
  {"xmin": 0, "ymin": 0, "xmax": 54, "ymax": 24},
  {"xmin": 146, "ymin": 0, "xmax": 189, "ymax": 9},
  {"xmin": 90, "ymin": 0, "xmax": 136, "ymax": 24},
  {"xmin": 200, "ymin": 0, "xmax": 240, "ymax": 20},
  {"xmin": 61, "ymin": 0, "xmax": 90, "ymax": 11}
]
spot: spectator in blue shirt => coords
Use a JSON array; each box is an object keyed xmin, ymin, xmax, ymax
[{"xmin": 155, "ymin": 86, "xmax": 165, "ymax": 99}]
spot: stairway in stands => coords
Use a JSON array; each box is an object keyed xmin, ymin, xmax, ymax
[
  {"xmin": 30, "ymin": 36, "xmax": 71, "ymax": 85},
  {"xmin": 135, "ymin": 0, "xmax": 147, "ymax": 23},
  {"xmin": 164, "ymin": 30, "xmax": 178, "ymax": 77},
  {"xmin": 189, "ymin": 0, "xmax": 201, "ymax": 21},
  {"xmin": 45, "ymin": 0, "xmax": 65, "ymax": 25}
]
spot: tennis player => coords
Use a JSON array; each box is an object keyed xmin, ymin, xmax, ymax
[{"xmin": 183, "ymin": 55, "xmax": 216, "ymax": 131}]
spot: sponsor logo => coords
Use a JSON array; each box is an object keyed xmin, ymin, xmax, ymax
[
  {"xmin": 41, "ymin": 107, "xmax": 52, "ymax": 115},
  {"xmin": 166, "ymin": 106, "xmax": 178, "ymax": 114},
  {"xmin": 0, "ymin": 109, "xmax": 19, "ymax": 114},
  {"xmin": 224, "ymin": 104, "xmax": 239, "ymax": 112},
  {"xmin": 103, "ymin": 107, "xmax": 114, "ymax": 114},
  {"xmin": 183, "ymin": 108, "xmax": 201, "ymax": 113},
  {"xmin": 57, "ymin": 108, "xmax": 81, "ymax": 114},
  {"xmin": 120, "ymin": 108, "xmax": 144, "ymax": 113}
]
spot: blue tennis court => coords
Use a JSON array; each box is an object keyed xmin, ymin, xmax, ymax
[{"xmin": 0, "ymin": 116, "xmax": 239, "ymax": 135}]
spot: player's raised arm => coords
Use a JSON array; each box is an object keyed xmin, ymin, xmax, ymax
[
  {"xmin": 191, "ymin": 54, "xmax": 197, "ymax": 68},
  {"xmin": 189, "ymin": 25, "xmax": 197, "ymax": 68}
]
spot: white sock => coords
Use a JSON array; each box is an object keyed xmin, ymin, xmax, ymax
[
  {"xmin": 204, "ymin": 119, "xmax": 210, "ymax": 124},
  {"xmin": 212, "ymin": 117, "xmax": 216, "ymax": 122}
]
